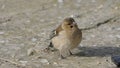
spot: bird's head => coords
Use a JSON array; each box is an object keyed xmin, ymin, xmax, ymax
[{"xmin": 62, "ymin": 17, "xmax": 78, "ymax": 31}]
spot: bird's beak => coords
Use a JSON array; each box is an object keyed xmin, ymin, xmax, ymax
[{"xmin": 72, "ymin": 22, "xmax": 77, "ymax": 25}]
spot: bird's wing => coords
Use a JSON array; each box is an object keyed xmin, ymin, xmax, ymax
[
  {"xmin": 55, "ymin": 24, "xmax": 63, "ymax": 35},
  {"xmin": 49, "ymin": 24, "xmax": 63, "ymax": 39}
]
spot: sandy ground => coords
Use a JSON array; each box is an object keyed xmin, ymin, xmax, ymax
[{"xmin": 0, "ymin": 0, "xmax": 120, "ymax": 68}]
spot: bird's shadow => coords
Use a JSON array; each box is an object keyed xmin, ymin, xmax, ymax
[{"xmin": 74, "ymin": 46, "xmax": 120, "ymax": 57}]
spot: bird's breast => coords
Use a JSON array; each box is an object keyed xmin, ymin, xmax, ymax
[{"xmin": 51, "ymin": 31, "xmax": 71, "ymax": 50}]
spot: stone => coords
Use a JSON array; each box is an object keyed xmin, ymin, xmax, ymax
[
  {"xmin": 27, "ymin": 48, "xmax": 36, "ymax": 56},
  {"xmin": 40, "ymin": 59, "xmax": 49, "ymax": 64}
]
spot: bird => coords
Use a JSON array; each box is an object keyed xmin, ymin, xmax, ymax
[
  {"xmin": 111, "ymin": 55, "xmax": 120, "ymax": 67},
  {"xmin": 47, "ymin": 17, "xmax": 82, "ymax": 59}
]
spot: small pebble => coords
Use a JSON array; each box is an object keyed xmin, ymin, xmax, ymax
[
  {"xmin": 70, "ymin": 14, "xmax": 81, "ymax": 18},
  {"xmin": 53, "ymin": 62, "xmax": 58, "ymax": 65},
  {"xmin": 93, "ymin": 45, "xmax": 97, "ymax": 46},
  {"xmin": 40, "ymin": 19, "xmax": 45, "ymax": 22},
  {"xmin": 40, "ymin": 59, "xmax": 49, "ymax": 64},
  {"xmin": 41, "ymin": 32, "xmax": 45, "ymax": 35},
  {"xmin": 116, "ymin": 35, "xmax": 120, "ymax": 38},
  {"xmin": 27, "ymin": 48, "xmax": 35, "ymax": 56},
  {"xmin": 80, "ymin": 44, "xmax": 83, "ymax": 47},
  {"xmin": 1, "ymin": 5, "xmax": 5, "ymax": 9},
  {"xmin": 19, "ymin": 60, "xmax": 28, "ymax": 66},
  {"xmin": 53, "ymin": 4, "xmax": 57, "ymax": 7},
  {"xmin": 98, "ymin": 5, "xmax": 103, "ymax": 9},
  {"xmin": 97, "ymin": 61, "xmax": 101, "ymax": 65},
  {"xmin": 115, "ymin": 7, "xmax": 118, "ymax": 10},
  {"xmin": 31, "ymin": 37, "xmax": 37, "ymax": 42},
  {"xmin": 92, "ymin": 0, "xmax": 96, "ymax": 3},
  {"xmin": 0, "ymin": 40, "xmax": 5, "ymax": 43},
  {"xmin": 77, "ymin": 0, "xmax": 82, "ymax": 3},
  {"xmin": 70, "ymin": 15, "xmax": 74, "ymax": 18},
  {"xmin": 11, "ymin": 54, "xmax": 15, "ymax": 58},
  {"xmin": 58, "ymin": 0, "xmax": 64, "ymax": 3},
  {"xmin": 116, "ymin": 28, "xmax": 120, "ymax": 31},
  {"xmin": 58, "ymin": 16, "xmax": 62, "ymax": 19},
  {"xmin": 26, "ymin": 20, "xmax": 31, "ymax": 23},
  {"xmin": 109, "ymin": 35, "xmax": 114, "ymax": 38},
  {"xmin": 0, "ymin": 31, "xmax": 5, "ymax": 34},
  {"xmin": 116, "ymin": 45, "xmax": 120, "ymax": 47},
  {"xmin": 91, "ymin": 35, "xmax": 95, "ymax": 38}
]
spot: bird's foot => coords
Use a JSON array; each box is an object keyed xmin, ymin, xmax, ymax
[{"xmin": 60, "ymin": 55, "xmax": 66, "ymax": 59}]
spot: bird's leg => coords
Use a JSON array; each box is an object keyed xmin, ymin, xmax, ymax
[
  {"xmin": 59, "ymin": 50, "xmax": 66, "ymax": 59},
  {"xmin": 45, "ymin": 42, "xmax": 53, "ymax": 50},
  {"xmin": 60, "ymin": 55, "xmax": 65, "ymax": 59},
  {"xmin": 48, "ymin": 42, "xmax": 53, "ymax": 48},
  {"xmin": 44, "ymin": 42, "xmax": 55, "ymax": 52},
  {"xmin": 69, "ymin": 50, "xmax": 73, "ymax": 55}
]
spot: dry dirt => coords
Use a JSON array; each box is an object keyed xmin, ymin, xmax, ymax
[{"xmin": 0, "ymin": 0, "xmax": 120, "ymax": 68}]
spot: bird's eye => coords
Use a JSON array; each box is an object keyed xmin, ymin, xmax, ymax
[{"xmin": 70, "ymin": 26, "xmax": 73, "ymax": 28}]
